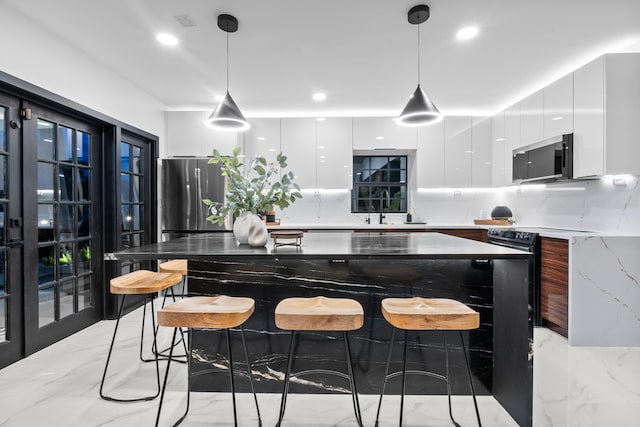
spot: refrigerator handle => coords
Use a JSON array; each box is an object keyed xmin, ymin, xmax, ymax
[{"xmin": 195, "ymin": 167, "xmax": 202, "ymax": 220}]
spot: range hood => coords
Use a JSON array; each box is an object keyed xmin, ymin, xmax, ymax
[{"xmin": 512, "ymin": 133, "xmax": 573, "ymax": 184}]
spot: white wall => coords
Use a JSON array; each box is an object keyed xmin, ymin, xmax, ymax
[
  {"xmin": 275, "ymin": 176, "xmax": 640, "ymax": 234},
  {"xmin": 0, "ymin": 4, "xmax": 167, "ymax": 143}
]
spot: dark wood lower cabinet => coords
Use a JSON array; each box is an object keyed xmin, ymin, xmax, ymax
[
  {"xmin": 433, "ymin": 228, "xmax": 488, "ymax": 243},
  {"xmin": 540, "ymin": 237, "xmax": 569, "ymax": 337}
]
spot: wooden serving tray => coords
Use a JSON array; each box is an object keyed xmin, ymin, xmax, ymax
[{"xmin": 473, "ymin": 219, "xmax": 513, "ymax": 225}]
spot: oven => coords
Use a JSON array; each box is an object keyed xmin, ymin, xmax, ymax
[{"xmin": 487, "ymin": 228, "xmax": 542, "ymax": 326}]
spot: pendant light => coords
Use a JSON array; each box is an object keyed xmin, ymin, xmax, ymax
[
  {"xmin": 396, "ymin": 5, "xmax": 442, "ymax": 127},
  {"xmin": 207, "ymin": 14, "xmax": 250, "ymax": 131}
]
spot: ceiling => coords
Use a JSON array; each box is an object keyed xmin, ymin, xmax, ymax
[{"xmin": 5, "ymin": 0, "xmax": 640, "ymax": 118}]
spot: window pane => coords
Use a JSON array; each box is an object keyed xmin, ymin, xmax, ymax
[
  {"xmin": 38, "ymin": 285, "xmax": 55, "ymax": 327},
  {"xmin": 0, "ymin": 297, "xmax": 6, "ymax": 343},
  {"xmin": 59, "ymin": 204, "xmax": 74, "ymax": 241},
  {"xmin": 38, "ymin": 246, "xmax": 56, "ymax": 285},
  {"xmin": 37, "ymin": 162, "xmax": 55, "ymax": 201},
  {"xmin": 120, "ymin": 142, "xmax": 130, "ymax": 172},
  {"xmin": 59, "ymin": 279, "xmax": 74, "ymax": 319},
  {"xmin": 37, "ymin": 120, "xmax": 55, "ymax": 160},
  {"xmin": 370, "ymin": 157, "xmax": 388, "ymax": 171},
  {"xmin": 132, "ymin": 205, "xmax": 142, "ymax": 230},
  {"xmin": 59, "ymin": 164, "xmax": 74, "ymax": 201},
  {"xmin": 0, "ymin": 155, "xmax": 6, "ymax": 196},
  {"xmin": 0, "ymin": 203, "xmax": 5, "ymax": 246},
  {"xmin": 38, "ymin": 205, "xmax": 55, "ymax": 242},
  {"xmin": 77, "ymin": 131, "xmax": 90, "ymax": 166},
  {"xmin": 131, "ymin": 176, "xmax": 140, "ymax": 203},
  {"xmin": 132, "ymin": 146, "xmax": 142, "ymax": 174},
  {"xmin": 121, "ymin": 205, "xmax": 131, "ymax": 232},
  {"xmin": 77, "ymin": 168, "xmax": 90, "ymax": 202},
  {"xmin": 121, "ymin": 173, "xmax": 130, "ymax": 203},
  {"xmin": 78, "ymin": 205, "xmax": 91, "ymax": 238},
  {"xmin": 59, "ymin": 243, "xmax": 74, "ymax": 279},
  {"xmin": 0, "ymin": 251, "xmax": 5, "ymax": 295},
  {"xmin": 58, "ymin": 126, "xmax": 73, "ymax": 162},
  {"xmin": 0, "ymin": 107, "xmax": 6, "ymax": 152},
  {"xmin": 77, "ymin": 275, "xmax": 92, "ymax": 311},
  {"xmin": 78, "ymin": 241, "xmax": 91, "ymax": 274}
]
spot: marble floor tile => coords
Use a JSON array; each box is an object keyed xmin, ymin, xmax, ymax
[{"xmin": 0, "ymin": 304, "xmax": 638, "ymax": 426}]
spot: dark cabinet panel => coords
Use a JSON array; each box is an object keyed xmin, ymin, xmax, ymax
[{"xmin": 540, "ymin": 237, "xmax": 568, "ymax": 337}]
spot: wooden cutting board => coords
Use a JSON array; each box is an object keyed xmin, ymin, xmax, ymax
[{"xmin": 473, "ymin": 219, "xmax": 513, "ymax": 225}]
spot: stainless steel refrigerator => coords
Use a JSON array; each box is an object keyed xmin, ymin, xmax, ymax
[{"xmin": 161, "ymin": 158, "xmax": 231, "ymax": 238}]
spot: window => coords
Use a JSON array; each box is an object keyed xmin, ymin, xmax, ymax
[{"xmin": 352, "ymin": 155, "xmax": 407, "ymax": 213}]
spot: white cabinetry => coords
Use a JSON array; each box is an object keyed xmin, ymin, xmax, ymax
[
  {"xmin": 280, "ymin": 118, "xmax": 315, "ymax": 189},
  {"xmin": 444, "ymin": 117, "xmax": 472, "ymax": 187},
  {"xmin": 166, "ymin": 111, "xmax": 239, "ymax": 157},
  {"xmin": 574, "ymin": 53, "xmax": 640, "ymax": 177},
  {"xmin": 416, "ymin": 120, "xmax": 445, "ymax": 187},
  {"xmin": 543, "ymin": 73, "xmax": 573, "ymax": 138},
  {"xmin": 520, "ymin": 90, "xmax": 544, "ymax": 145},
  {"xmin": 242, "ymin": 118, "xmax": 281, "ymax": 171},
  {"xmin": 317, "ymin": 118, "xmax": 352, "ymax": 189},
  {"xmin": 471, "ymin": 117, "xmax": 492, "ymax": 187},
  {"xmin": 491, "ymin": 112, "xmax": 506, "ymax": 187},
  {"xmin": 353, "ymin": 117, "xmax": 417, "ymax": 149},
  {"xmin": 504, "ymin": 102, "xmax": 521, "ymax": 184}
]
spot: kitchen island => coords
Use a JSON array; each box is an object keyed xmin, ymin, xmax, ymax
[{"xmin": 113, "ymin": 232, "xmax": 533, "ymax": 427}]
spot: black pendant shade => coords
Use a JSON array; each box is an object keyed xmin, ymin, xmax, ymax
[
  {"xmin": 397, "ymin": 84, "xmax": 442, "ymax": 126},
  {"xmin": 207, "ymin": 91, "xmax": 249, "ymax": 131},
  {"xmin": 397, "ymin": 5, "xmax": 442, "ymax": 127}
]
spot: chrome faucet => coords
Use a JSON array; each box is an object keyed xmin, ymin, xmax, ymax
[{"xmin": 379, "ymin": 189, "xmax": 390, "ymax": 224}]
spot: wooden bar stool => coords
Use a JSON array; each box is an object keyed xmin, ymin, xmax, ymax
[
  {"xmin": 274, "ymin": 296, "xmax": 364, "ymax": 427},
  {"xmin": 159, "ymin": 259, "xmax": 188, "ymax": 299},
  {"xmin": 375, "ymin": 297, "xmax": 481, "ymax": 427},
  {"xmin": 155, "ymin": 296, "xmax": 262, "ymax": 427},
  {"xmin": 100, "ymin": 270, "xmax": 183, "ymax": 402}
]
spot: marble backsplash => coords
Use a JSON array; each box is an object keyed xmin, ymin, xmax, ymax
[{"xmin": 277, "ymin": 176, "xmax": 640, "ymax": 234}]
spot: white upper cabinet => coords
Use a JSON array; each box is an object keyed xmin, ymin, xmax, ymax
[
  {"xmin": 491, "ymin": 112, "xmax": 506, "ymax": 187},
  {"xmin": 543, "ymin": 73, "xmax": 573, "ymax": 138},
  {"xmin": 280, "ymin": 118, "xmax": 315, "ymax": 189},
  {"xmin": 352, "ymin": 117, "xmax": 417, "ymax": 149},
  {"xmin": 316, "ymin": 118, "xmax": 352, "ymax": 189},
  {"xmin": 416, "ymin": 120, "xmax": 445, "ymax": 188},
  {"xmin": 242, "ymin": 118, "xmax": 281, "ymax": 173},
  {"xmin": 444, "ymin": 117, "xmax": 472, "ymax": 187},
  {"xmin": 471, "ymin": 117, "xmax": 492, "ymax": 187},
  {"xmin": 520, "ymin": 90, "xmax": 544, "ymax": 145},
  {"xmin": 504, "ymin": 102, "xmax": 521, "ymax": 184},
  {"xmin": 166, "ymin": 111, "xmax": 238, "ymax": 157},
  {"xmin": 574, "ymin": 53, "xmax": 640, "ymax": 177}
]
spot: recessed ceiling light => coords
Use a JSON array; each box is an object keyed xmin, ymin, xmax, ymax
[
  {"xmin": 551, "ymin": 116, "xmax": 564, "ymax": 121},
  {"xmin": 376, "ymin": 136, "xmax": 384, "ymax": 140},
  {"xmin": 495, "ymin": 138, "xmax": 505, "ymax": 142},
  {"xmin": 317, "ymin": 145, "xmax": 325, "ymax": 149},
  {"xmin": 268, "ymin": 148, "xmax": 276, "ymax": 152},
  {"xmin": 156, "ymin": 33, "xmax": 178, "ymax": 46},
  {"xmin": 312, "ymin": 92, "xmax": 327, "ymax": 101},
  {"xmin": 257, "ymin": 137, "xmax": 265, "ymax": 140},
  {"xmin": 456, "ymin": 27, "xmax": 478, "ymax": 40},
  {"xmin": 316, "ymin": 117, "xmax": 326, "ymax": 121},
  {"xmin": 214, "ymin": 95, "xmax": 225, "ymax": 101}
]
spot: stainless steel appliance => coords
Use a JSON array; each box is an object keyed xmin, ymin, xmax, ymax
[
  {"xmin": 161, "ymin": 158, "xmax": 231, "ymax": 238},
  {"xmin": 487, "ymin": 228, "xmax": 541, "ymax": 325},
  {"xmin": 512, "ymin": 133, "xmax": 573, "ymax": 183}
]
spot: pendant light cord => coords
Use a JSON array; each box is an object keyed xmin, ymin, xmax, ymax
[
  {"xmin": 226, "ymin": 31, "xmax": 230, "ymax": 91},
  {"xmin": 417, "ymin": 23, "xmax": 421, "ymax": 85}
]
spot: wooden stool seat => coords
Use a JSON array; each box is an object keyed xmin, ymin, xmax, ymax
[
  {"xmin": 159, "ymin": 259, "xmax": 188, "ymax": 276},
  {"xmin": 275, "ymin": 296, "xmax": 364, "ymax": 331},
  {"xmin": 109, "ymin": 270, "xmax": 183, "ymax": 295},
  {"xmin": 381, "ymin": 297, "xmax": 479, "ymax": 331},
  {"xmin": 158, "ymin": 296, "xmax": 255, "ymax": 329}
]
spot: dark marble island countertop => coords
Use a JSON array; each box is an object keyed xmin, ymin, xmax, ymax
[{"xmin": 111, "ymin": 231, "xmax": 531, "ymax": 260}]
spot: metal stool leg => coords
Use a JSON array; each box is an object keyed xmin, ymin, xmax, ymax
[
  {"xmin": 100, "ymin": 294, "xmax": 160, "ymax": 402},
  {"xmin": 399, "ymin": 329, "xmax": 408, "ymax": 427},
  {"xmin": 343, "ymin": 331, "xmax": 364, "ymax": 427},
  {"xmin": 460, "ymin": 331, "xmax": 482, "ymax": 427},
  {"xmin": 375, "ymin": 328, "xmax": 396, "ymax": 427},
  {"xmin": 155, "ymin": 328, "xmax": 192, "ymax": 427},
  {"xmin": 276, "ymin": 331, "xmax": 296, "ymax": 427},
  {"xmin": 226, "ymin": 328, "xmax": 239, "ymax": 427},
  {"xmin": 240, "ymin": 325, "xmax": 262, "ymax": 426},
  {"xmin": 445, "ymin": 333, "xmax": 461, "ymax": 427}
]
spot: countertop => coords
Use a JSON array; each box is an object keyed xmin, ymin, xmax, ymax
[{"xmin": 112, "ymin": 231, "xmax": 532, "ymax": 260}]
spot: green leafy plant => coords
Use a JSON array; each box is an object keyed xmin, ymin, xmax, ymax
[
  {"xmin": 80, "ymin": 245, "xmax": 91, "ymax": 261},
  {"xmin": 59, "ymin": 251, "xmax": 73, "ymax": 265},
  {"xmin": 203, "ymin": 147, "xmax": 303, "ymax": 226},
  {"xmin": 41, "ymin": 255, "xmax": 55, "ymax": 266}
]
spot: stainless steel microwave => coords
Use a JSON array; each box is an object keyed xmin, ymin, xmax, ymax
[{"xmin": 512, "ymin": 133, "xmax": 573, "ymax": 183}]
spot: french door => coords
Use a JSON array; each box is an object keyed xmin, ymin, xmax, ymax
[
  {"xmin": 0, "ymin": 93, "xmax": 23, "ymax": 367},
  {"xmin": 21, "ymin": 101, "xmax": 103, "ymax": 355}
]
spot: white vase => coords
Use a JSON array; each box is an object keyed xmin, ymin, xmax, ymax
[
  {"xmin": 233, "ymin": 211, "xmax": 256, "ymax": 244},
  {"xmin": 248, "ymin": 217, "xmax": 269, "ymax": 247}
]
